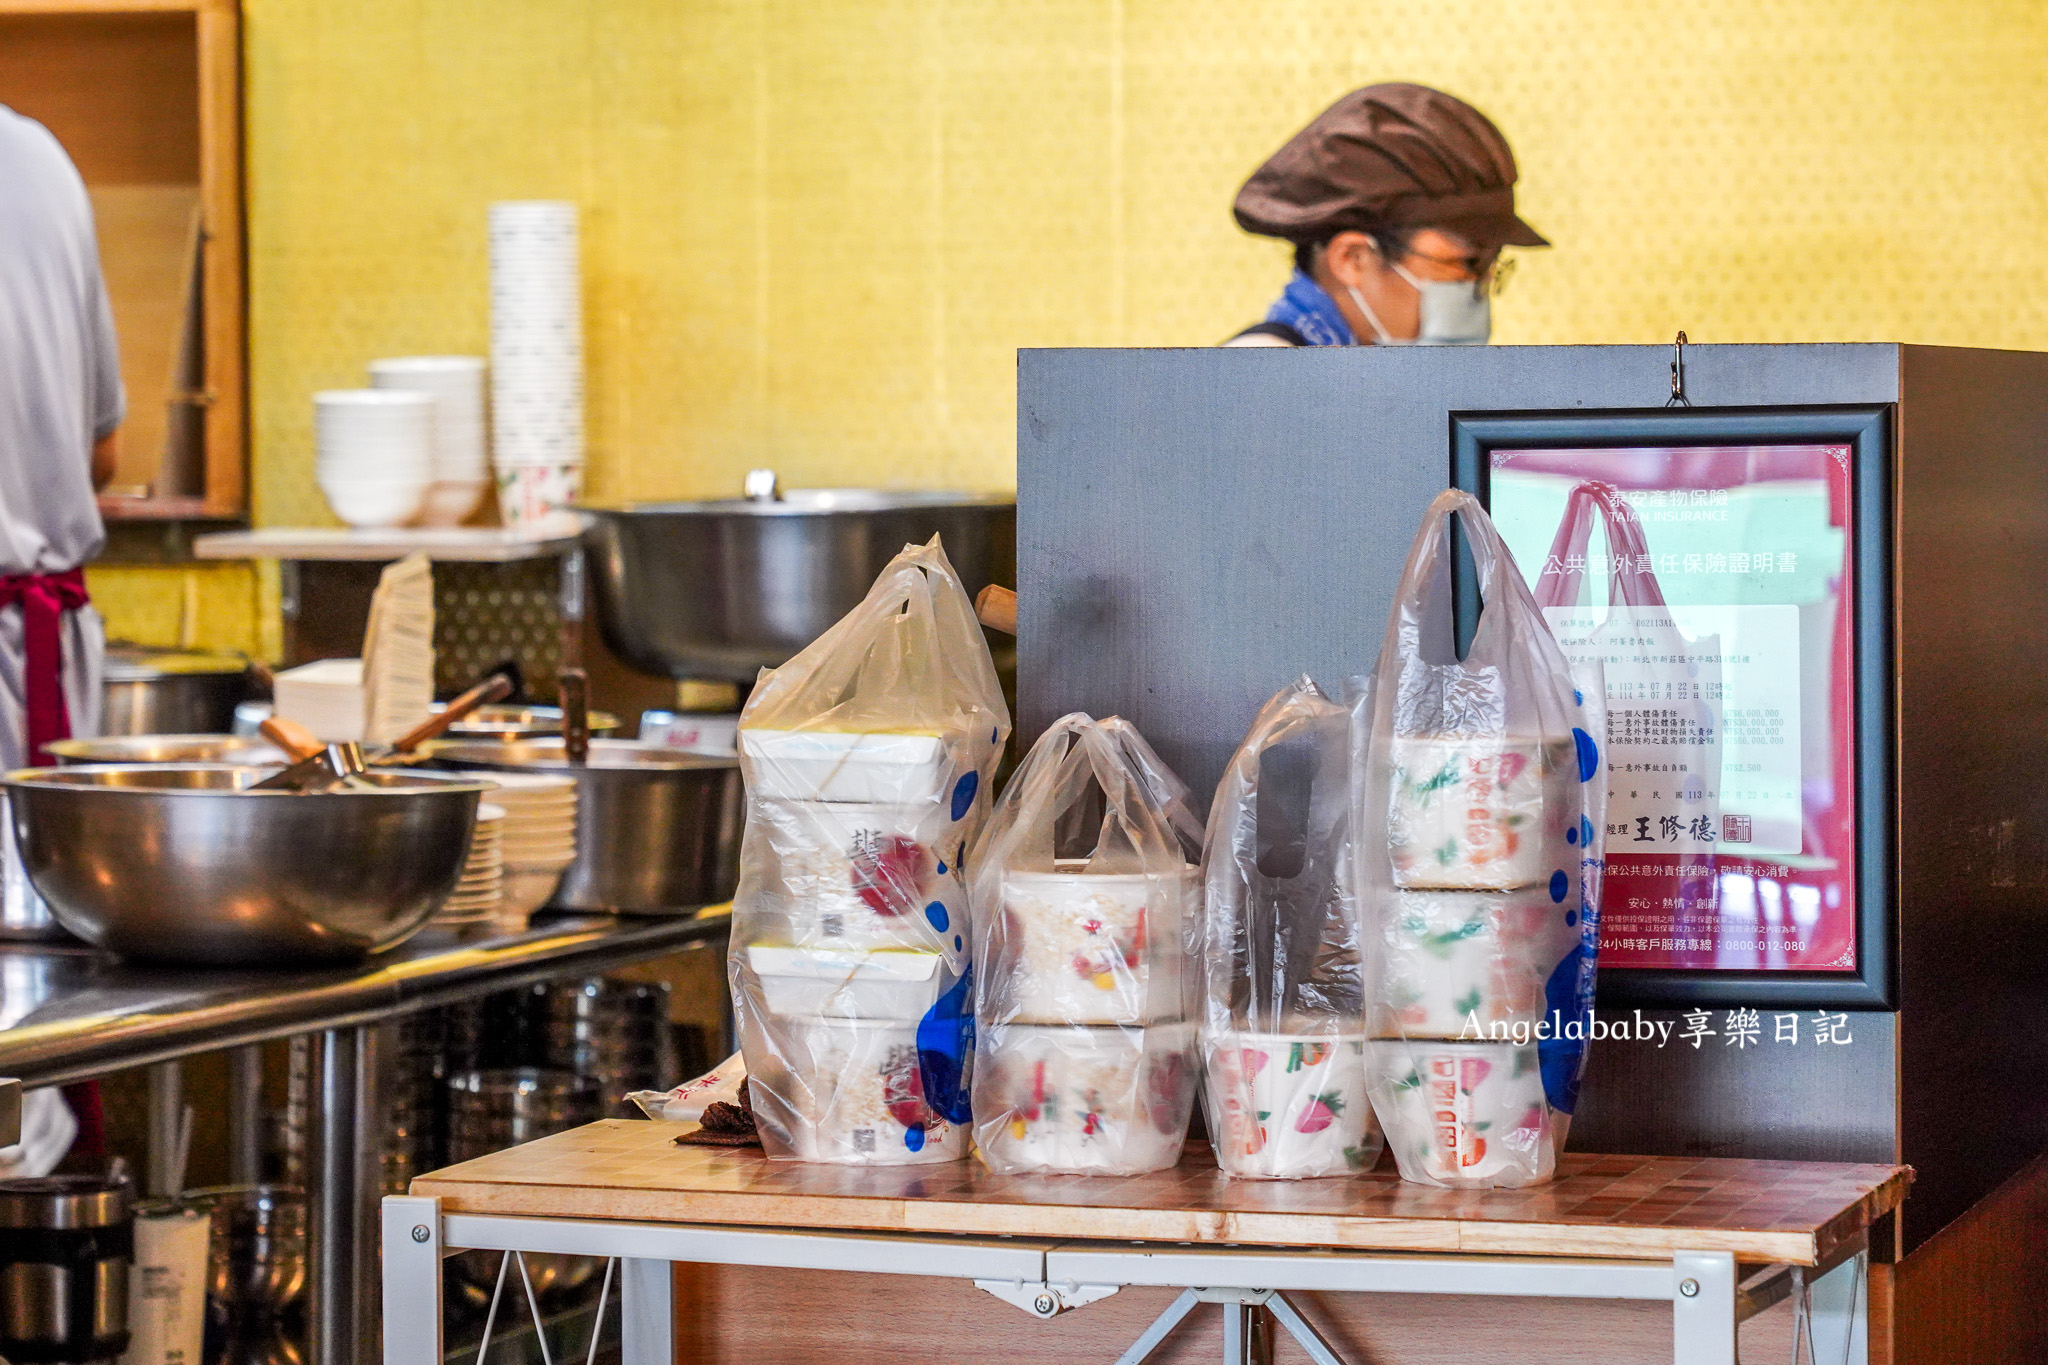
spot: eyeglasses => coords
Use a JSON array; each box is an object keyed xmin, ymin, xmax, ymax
[{"xmin": 1399, "ymin": 246, "xmax": 1517, "ymax": 298}]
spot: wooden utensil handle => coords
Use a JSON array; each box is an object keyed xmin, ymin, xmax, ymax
[
  {"xmin": 259, "ymin": 716, "xmax": 326, "ymax": 762},
  {"xmin": 390, "ymin": 673, "xmax": 515, "ymax": 754},
  {"xmin": 975, "ymin": 584, "xmax": 1017, "ymax": 635},
  {"xmin": 558, "ymin": 667, "xmax": 590, "ymax": 766}
]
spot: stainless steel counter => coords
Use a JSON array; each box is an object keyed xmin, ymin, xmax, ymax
[
  {"xmin": 0, "ymin": 910, "xmax": 728, "ymax": 1085},
  {"xmin": 0, "ymin": 908, "xmax": 730, "ymax": 1365}
]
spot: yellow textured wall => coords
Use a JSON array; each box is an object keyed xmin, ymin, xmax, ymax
[
  {"xmin": 86, "ymin": 561, "xmax": 275, "ymax": 657},
  {"xmin": 237, "ymin": 0, "xmax": 2048, "ymax": 519},
  {"xmin": 114, "ymin": 0, "xmax": 2046, "ymax": 649}
]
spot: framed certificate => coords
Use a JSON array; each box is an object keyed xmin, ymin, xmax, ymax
[{"xmin": 1452, "ymin": 406, "xmax": 1893, "ymax": 1008}]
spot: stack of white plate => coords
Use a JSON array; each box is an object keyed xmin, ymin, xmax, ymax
[
  {"xmin": 272, "ymin": 658, "xmax": 367, "ymax": 743},
  {"xmin": 315, "ymin": 390, "xmax": 435, "ymax": 528},
  {"xmin": 488, "ymin": 201, "xmax": 583, "ymax": 529},
  {"xmin": 369, "ymin": 356, "xmax": 488, "ymax": 526},
  {"xmin": 475, "ymin": 773, "xmax": 580, "ymax": 923},
  {"xmin": 435, "ymin": 803, "xmax": 505, "ymax": 926}
]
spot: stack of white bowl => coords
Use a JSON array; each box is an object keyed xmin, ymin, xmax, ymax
[
  {"xmin": 488, "ymin": 201, "xmax": 583, "ymax": 529},
  {"xmin": 435, "ymin": 804, "xmax": 505, "ymax": 926},
  {"xmin": 315, "ymin": 390, "xmax": 436, "ymax": 528},
  {"xmin": 474, "ymin": 773, "xmax": 579, "ymax": 923},
  {"xmin": 369, "ymin": 357, "xmax": 488, "ymax": 526}
]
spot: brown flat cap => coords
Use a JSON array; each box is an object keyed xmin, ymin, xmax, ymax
[{"xmin": 1235, "ymin": 83, "xmax": 1546, "ymax": 250}]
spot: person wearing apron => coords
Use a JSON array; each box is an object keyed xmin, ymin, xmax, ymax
[
  {"xmin": 1224, "ymin": 83, "xmax": 1548, "ymax": 349},
  {"xmin": 0, "ymin": 103, "xmax": 123, "ymax": 1177}
]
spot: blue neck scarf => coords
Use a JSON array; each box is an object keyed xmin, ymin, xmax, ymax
[{"xmin": 1264, "ymin": 269, "xmax": 1354, "ymax": 347}]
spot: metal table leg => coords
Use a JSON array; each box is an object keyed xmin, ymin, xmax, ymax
[
  {"xmin": 229, "ymin": 1044, "xmax": 264, "ymax": 1184},
  {"xmin": 620, "ymin": 1258, "xmax": 673, "ymax": 1365},
  {"xmin": 1671, "ymin": 1250, "xmax": 1738, "ymax": 1365},
  {"xmin": 380, "ymin": 1195, "xmax": 445, "ymax": 1365},
  {"xmin": 311, "ymin": 1026, "xmax": 382, "ymax": 1365},
  {"xmin": 1804, "ymin": 1249, "xmax": 1868, "ymax": 1365}
]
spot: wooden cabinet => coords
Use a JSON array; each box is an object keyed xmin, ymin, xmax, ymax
[{"xmin": 0, "ymin": 0, "xmax": 244, "ymax": 520}]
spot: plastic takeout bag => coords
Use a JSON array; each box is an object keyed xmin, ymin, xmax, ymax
[
  {"xmin": 1360, "ymin": 490, "xmax": 1605, "ymax": 1189},
  {"xmin": 730, "ymin": 538, "xmax": 1010, "ymax": 1163},
  {"xmin": 970, "ymin": 713, "xmax": 1204, "ymax": 1175},
  {"xmin": 1199, "ymin": 677, "xmax": 1383, "ymax": 1179}
]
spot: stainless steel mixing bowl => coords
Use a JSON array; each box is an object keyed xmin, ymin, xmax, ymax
[
  {"xmin": 3, "ymin": 766, "xmax": 489, "ymax": 965},
  {"xmin": 45, "ymin": 735, "xmax": 289, "ymax": 766},
  {"xmin": 581, "ymin": 485, "xmax": 1014, "ymax": 681},
  {"xmin": 426, "ymin": 740, "xmax": 741, "ymax": 913}
]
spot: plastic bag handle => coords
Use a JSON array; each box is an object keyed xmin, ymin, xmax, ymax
[
  {"xmin": 1533, "ymin": 480, "xmax": 1669, "ymax": 611},
  {"xmin": 1391, "ymin": 488, "xmax": 1531, "ymax": 664},
  {"xmin": 1215, "ymin": 685, "xmax": 1346, "ymax": 887}
]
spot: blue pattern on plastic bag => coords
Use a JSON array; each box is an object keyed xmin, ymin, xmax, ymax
[
  {"xmin": 951, "ymin": 771, "xmax": 979, "ymax": 822},
  {"xmin": 916, "ymin": 965, "xmax": 975, "ymax": 1125}
]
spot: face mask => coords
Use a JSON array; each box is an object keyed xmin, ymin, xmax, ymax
[{"xmin": 1347, "ymin": 263, "xmax": 1493, "ymax": 346}]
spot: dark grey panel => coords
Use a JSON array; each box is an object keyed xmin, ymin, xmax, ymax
[
  {"xmin": 1016, "ymin": 342, "xmax": 1901, "ymax": 797},
  {"xmin": 1895, "ymin": 345, "xmax": 2048, "ymax": 1250},
  {"xmin": 1569, "ymin": 1010, "xmax": 1897, "ymax": 1166}
]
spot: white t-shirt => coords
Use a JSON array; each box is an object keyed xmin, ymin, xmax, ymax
[
  {"xmin": 0, "ymin": 106, "xmax": 118, "ymax": 765},
  {"xmin": 0, "ymin": 105, "xmax": 121, "ymax": 574}
]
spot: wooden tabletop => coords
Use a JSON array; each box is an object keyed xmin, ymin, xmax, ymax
[{"xmin": 411, "ymin": 1120, "xmax": 1910, "ymax": 1266}]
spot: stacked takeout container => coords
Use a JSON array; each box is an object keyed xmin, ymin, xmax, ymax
[
  {"xmin": 728, "ymin": 539, "xmax": 1008, "ymax": 1166},
  {"xmin": 970, "ymin": 714, "xmax": 1203, "ymax": 1176},
  {"xmin": 739, "ymin": 729, "xmax": 978, "ymax": 1164},
  {"xmin": 488, "ymin": 201, "xmax": 583, "ymax": 527},
  {"xmin": 1360, "ymin": 489, "xmax": 1605, "ymax": 1190}
]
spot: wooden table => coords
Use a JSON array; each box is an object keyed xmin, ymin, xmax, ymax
[{"xmin": 385, "ymin": 1120, "xmax": 1909, "ymax": 1365}]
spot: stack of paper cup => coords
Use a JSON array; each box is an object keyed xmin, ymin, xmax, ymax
[
  {"xmin": 315, "ymin": 391, "xmax": 434, "ymax": 528},
  {"xmin": 370, "ymin": 356, "xmax": 488, "ymax": 525},
  {"xmin": 489, "ymin": 201, "xmax": 583, "ymax": 528},
  {"xmin": 1370, "ymin": 734, "xmax": 1583, "ymax": 1188}
]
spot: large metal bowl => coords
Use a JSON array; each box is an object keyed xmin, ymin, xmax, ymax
[
  {"xmin": 45, "ymin": 735, "xmax": 289, "ymax": 766},
  {"xmin": 3, "ymin": 766, "xmax": 489, "ymax": 965},
  {"xmin": 426, "ymin": 740, "xmax": 741, "ymax": 913},
  {"xmin": 582, "ymin": 487, "xmax": 1014, "ymax": 681}
]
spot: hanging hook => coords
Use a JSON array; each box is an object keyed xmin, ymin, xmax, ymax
[{"xmin": 1667, "ymin": 330, "xmax": 1692, "ymax": 407}]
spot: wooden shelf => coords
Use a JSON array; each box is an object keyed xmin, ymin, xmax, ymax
[
  {"xmin": 193, "ymin": 525, "xmax": 584, "ymax": 563},
  {"xmin": 0, "ymin": 0, "xmax": 245, "ymax": 520}
]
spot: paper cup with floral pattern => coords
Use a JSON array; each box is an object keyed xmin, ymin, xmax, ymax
[
  {"xmin": 1367, "ymin": 1039, "xmax": 1562, "ymax": 1188},
  {"xmin": 1204, "ymin": 1032, "xmax": 1377, "ymax": 1179},
  {"xmin": 975, "ymin": 1023, "xmax": 1195, "ymax": 1174},
  {"xmin": 999, "ymin": 864, "xmax": 1193, "ymax": 1025},
  {"xmin": 1375, "ymin": 888, "xmax": 1584, "ymax": 1038},
  {"xmin": 495, "ymin": 460, "xmax": 584, "ymax": 529},
  {"xmin": 1386, "ymin": 737, "xmax": 1575, "ymax": 890}
]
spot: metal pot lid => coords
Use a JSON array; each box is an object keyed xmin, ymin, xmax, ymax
[
  {"xmin": 424, "ymin": 738, "xmax": 738, "ymax": 771},
  {"xmin": 0, "ymin": 1174, "xmax": 133, "ymax": 1228},
  {"xmin": 430, "ymin": 703, "xmax": 622, "ymax": 737},
  {"xmin": 586, "ymin": 487, "xmax": 1013, "ymax": 518},
  {"xmin": 104, "ymin": 646, "xmax": 250, "ymax": 681}
]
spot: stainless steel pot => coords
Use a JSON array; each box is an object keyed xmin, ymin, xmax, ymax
[
  {"xmin": 193, "ymin": 1184, "xmax": 306, "ymax": 1324},
  {"xmin": 3, "ymin": 766, "xmax": 489, "ymax": 965},
  {"xmin": 444, "ymin": 1070, "xmax": 601, "ymax": 1302},
  {"xmin": 581, "ymin": 480, "xmax": 1015, "ymax": 681},
  {"xmin": 102, "ymin": 648, "xmax": 255, "ymax": 737},
  {"xmin": 45, "ymin": 735, "xmax": 289, "ymax": 766},
  {"xmin": 0, "ymin": 1174, "xmax": 134, "ymax": 1363},
  {"xmin": 426, "ymin": 740, "xmax": 741, "ymax": 913}
]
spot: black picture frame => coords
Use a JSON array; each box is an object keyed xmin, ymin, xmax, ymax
[{"xmin": 1449, "ymin": 405, "xmax": 1896, "ymax": 1011}]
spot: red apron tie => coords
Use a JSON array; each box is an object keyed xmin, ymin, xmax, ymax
[{"xmin": 0, "ymin": 568, "xmax": 89, "ymax": 764}]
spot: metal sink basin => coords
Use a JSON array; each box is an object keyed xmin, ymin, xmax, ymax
[
  {"xmin": 3, "ymin": 765, "xmax": 488, "ymax": 965},
  {"xmin": 581, "ymin": 480, "xmax": 1014, "ymax": 681}
]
